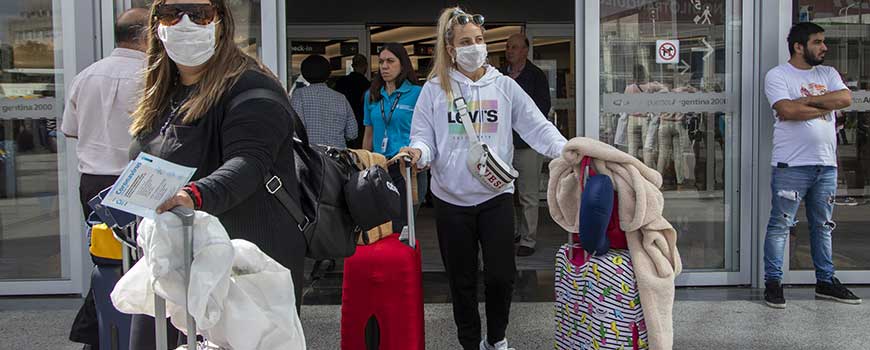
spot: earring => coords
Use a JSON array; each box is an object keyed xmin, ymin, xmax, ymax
[{"xmin": 452, "ymin": 55, "xmax": 456, "ymax": 64}]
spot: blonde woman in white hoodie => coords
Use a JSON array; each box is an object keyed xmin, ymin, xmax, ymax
[{"xmin": 400, "ymin": 7, "xmax": 567, "ymax": 350}]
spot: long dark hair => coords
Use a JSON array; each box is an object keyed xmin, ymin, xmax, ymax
[{"xmin": 369, "ymin": 42, "xmax": 419, "ymax": 103}]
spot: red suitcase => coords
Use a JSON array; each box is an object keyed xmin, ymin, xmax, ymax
[{"xmin": 341, "ymin": 160, "xmax": 424, "ymax": 350}]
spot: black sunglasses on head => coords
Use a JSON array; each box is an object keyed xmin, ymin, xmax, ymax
[
  {"xmin": 451, "ymin": 10, "xmax": 485, "ymax": 26},
  {"xmin": 155, "ymin": 3, "xmax": 217, "ymax": 26}
]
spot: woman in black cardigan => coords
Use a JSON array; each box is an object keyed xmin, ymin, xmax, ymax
[{"xmin": 127, "ymin": 1, "xmax": 304, "ymax": 348}]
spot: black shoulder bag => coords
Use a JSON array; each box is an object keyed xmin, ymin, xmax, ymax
[{"xmin": 228, "ymin": 88, "xmax": 360, "ymax": 259}]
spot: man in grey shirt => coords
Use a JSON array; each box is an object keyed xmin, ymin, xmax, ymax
[{"xmin": 290, "ymin": 55, "xmax": 358, "ymax": 147}]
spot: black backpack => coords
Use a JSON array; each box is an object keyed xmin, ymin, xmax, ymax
[{"xmin": 229, "ymin": 88, "xmax": 362, "ymax": 259}]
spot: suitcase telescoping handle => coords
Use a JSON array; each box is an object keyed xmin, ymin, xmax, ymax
[
  {"xmin": 402, "ymin": 155, "xmax": 416, "ymax": 250},
  {"xmin": 155, "ymin": 206, "xmax": 197, "ymax": 350}
]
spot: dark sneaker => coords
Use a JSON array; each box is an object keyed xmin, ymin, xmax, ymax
[
  {"xmin": 816, "ymin": 277, "xmax": 863, "ymax": 305},
  {"xmin": 764, "ymin": 281, "xmax": 786, "ymax": 309},
  {"xmin": 516, "ymin": 246, "xmax": 535, "ymax": 257}
]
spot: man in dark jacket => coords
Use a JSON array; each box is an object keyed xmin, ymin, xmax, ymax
[
  {"xmin": 335, "ymin": 54, "xmax": 371, "ymax": 149},
  {"xmin": 500, "ymin": 33, "xmax": 552, "ymax": 257}
]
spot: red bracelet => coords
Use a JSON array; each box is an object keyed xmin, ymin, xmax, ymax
[{"xmin": 184, "ymin": 182, "xmax": 203, "ymax": 209}]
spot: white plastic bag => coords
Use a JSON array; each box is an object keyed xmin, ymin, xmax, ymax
[
  {"xmin": 203, "ymin": 240, "xmax": 306, "ymax": 350},
  {"xmin": 111, "ymin": 211, "xmax": 306, "ymax": 349}
]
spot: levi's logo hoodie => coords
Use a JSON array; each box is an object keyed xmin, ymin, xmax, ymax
[{"xmin": 410, "ymin": 66, "xmax": 567, "ymax": 206}]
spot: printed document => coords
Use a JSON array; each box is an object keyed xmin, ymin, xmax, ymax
[{"xmin": 102, "ymin": 153, "xmax": 196, "ymax": 219}]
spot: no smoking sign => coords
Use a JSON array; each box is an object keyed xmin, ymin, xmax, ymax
[{"xmin": 656, "ymin": 40, "xmax": 679, "ymax": 64}]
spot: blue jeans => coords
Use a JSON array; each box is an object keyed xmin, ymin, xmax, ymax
[{"xmin": 764, "ymin": 166, "xmax": 837, "ymax": 284}]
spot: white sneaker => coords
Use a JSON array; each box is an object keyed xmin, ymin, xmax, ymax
[{"xmin": 480, "ymin": 337, "xmax": 515, "ymax": 350}]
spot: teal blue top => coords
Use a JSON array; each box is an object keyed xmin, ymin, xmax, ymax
[{"xmin": 363, "ymin": 80, "xmax": 422, "ymax": 158}]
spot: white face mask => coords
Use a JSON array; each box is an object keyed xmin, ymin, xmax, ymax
[
  {"xmin": 454, "ymin": 44, "xmax": 487, "ymax": 72},
  {"xmin": 157, "ymin": 15, "xmax": 216, "ymax": 67}
]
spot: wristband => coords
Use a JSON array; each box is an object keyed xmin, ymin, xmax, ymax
[{"xmin": 183, "ymin": 182, "xmax": 202, "ymax": 210}]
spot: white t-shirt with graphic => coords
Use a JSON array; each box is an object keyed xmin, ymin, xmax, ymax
[{"xmin": 764, "ymin": 63, "xmax": 848, "ymax": 167}]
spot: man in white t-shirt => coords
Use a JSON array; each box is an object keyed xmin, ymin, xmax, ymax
[{"xmin": 762, "ymin": 22, "xmax": 862, "ymax": 309}]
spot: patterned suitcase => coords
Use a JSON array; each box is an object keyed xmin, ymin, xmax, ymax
[{"xmin": 554, "ymin": 244, "xmax": 648, "ymax": 350}]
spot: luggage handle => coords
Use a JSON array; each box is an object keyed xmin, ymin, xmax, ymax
[
  {"xmin": 155, "ymin": 206, "xmax": 198, "ymax": 350},
  {"xmin": 394, "ymin": 153, "xmax": 416, "ymax": 250}
]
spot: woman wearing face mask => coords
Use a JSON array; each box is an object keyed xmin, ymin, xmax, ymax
[
  {"xmin": 399, "ymin": 8, "xmax": 567, "ymax": 350},
  {"xmin": 127, "ymin": 1, "xmax": 304, "ymax": 348},
  {"xmin": 362, "ymin": 42, "xmax": 426, "ymax": 228}
]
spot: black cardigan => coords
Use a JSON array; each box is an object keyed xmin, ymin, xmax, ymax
[{"xmin": 130, "ymin": 68, "xmax": 304, "ymax": 268}]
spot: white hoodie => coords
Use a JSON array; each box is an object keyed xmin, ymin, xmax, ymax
[{"xmin": 410, "ymin": 66, "xmax": 567, "ymax": 206}]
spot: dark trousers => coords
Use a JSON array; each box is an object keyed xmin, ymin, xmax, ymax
[
  {"xmin": 433, "ymin": 194, "xmax": 516, "ymax": 350},
  {"xmin": 69, "ymin": 174, "xmax": 119, "ymax": 348},
  {"xmin": 79, "ymin": 174, "xmax": 119, "ymax": 220},
  {"xmin": 129, "ymin": 314, "xmax": 183, "ymax": 350}
]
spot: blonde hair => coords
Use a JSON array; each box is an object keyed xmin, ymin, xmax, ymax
[
  {"xmin": 130, "ymin": 0, "xmax": 271, "ymax": 137},
  {"xmin": 428, "ymin": 7, "xmax": 484, "ymax": 98}
]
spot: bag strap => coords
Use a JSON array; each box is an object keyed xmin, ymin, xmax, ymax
[
  {"xmin": 228, "ymin": 88, "xmax": 310, "ymax": 146},
  {"xmin": 450, "ymin": 80, "xmax": 481, "ymax": 144},
  {"xmin": 227, "ymin": 88, "xmax": 311, "ymax": 231},
  {"xmin": 580, "ymin": 156, "xmax": 596, "ymax": 187}
]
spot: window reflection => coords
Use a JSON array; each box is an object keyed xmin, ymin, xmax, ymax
[
  {"xmin": 599, "ymin": 0, "xmax": 739, "ymax": 271},
  {"xmin": 0, "ymin": 0, "xmax": 62, "ymax": 280}
]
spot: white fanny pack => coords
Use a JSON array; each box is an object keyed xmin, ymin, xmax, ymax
[{"xmin": 451, "ymin": 82, "xmax": 518, "ymax": 192}]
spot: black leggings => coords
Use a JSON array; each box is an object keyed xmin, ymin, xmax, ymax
[{"xmin": 433, "ymin": 193, "xmax": 516, "ymax": 350}]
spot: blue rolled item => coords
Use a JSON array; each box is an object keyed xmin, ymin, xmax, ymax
[{"xmin": 578, "ymin": 173, "xmax": 614, "ymax": 256}]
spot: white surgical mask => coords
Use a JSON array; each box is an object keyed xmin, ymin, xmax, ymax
[
  {"xmin": 158, "ymin": 15, "xmax": 216, "ymax": 67},
  {"xmin": 454, "ymin": 44, "xmax": 487, "ymax": 72}
]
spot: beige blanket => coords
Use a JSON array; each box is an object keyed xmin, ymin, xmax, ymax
[{"xmin": 547, "ymin": 137, "xmax": 682, "ymax": 350}]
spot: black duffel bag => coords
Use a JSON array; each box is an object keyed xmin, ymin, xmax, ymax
[
  {"xmin": 344, "ymin": 164, "xmax": 401, "ymax": 232},
  {"xmin": 290, "ymin": 143, "xmax": 360, "ymax": 259},
  {"xmin": 229, "ymin": 89, "xmax": 360, "ymax": 259}
]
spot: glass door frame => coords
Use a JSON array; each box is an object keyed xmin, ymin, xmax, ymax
[{"xmin": 577, "ymin": 0, "xmax": 753, "ymax": 287}]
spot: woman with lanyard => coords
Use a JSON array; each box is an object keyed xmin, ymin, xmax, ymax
[{"xmin": 362, "ymin": 42, "xmax": 426, "ymax": 229}]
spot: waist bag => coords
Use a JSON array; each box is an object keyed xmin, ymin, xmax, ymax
[{"xmin": 451, "ymin": 81, "xmax": 518, "ymax": 192}]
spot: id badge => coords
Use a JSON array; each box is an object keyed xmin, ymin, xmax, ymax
[{"xmin": 381, "ymin": 137, "xmax": 389, "ymax": 153}]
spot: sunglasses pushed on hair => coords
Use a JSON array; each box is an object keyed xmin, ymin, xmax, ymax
[
  {"xmin": 156, "ymin": 3, "xmax": 217, "ymax": 26},
  {"xmin": 451, "ymin": 10, "xmax": 485, "ymax": 26}
]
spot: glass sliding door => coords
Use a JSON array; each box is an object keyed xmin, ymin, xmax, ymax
[
  {"xmin": 0, "ymin": 0, "xmax": 68, "ymax": 291},
  {"xmin": 596, "ymin": 0, "xmax": 744, "ymax": 283}
]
